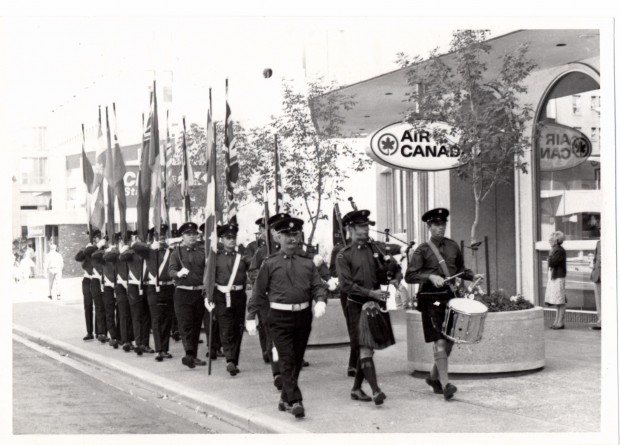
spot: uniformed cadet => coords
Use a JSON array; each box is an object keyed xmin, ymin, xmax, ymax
[
  {"xmin": 199, "ymin": 222, "xmax": 222, "ymax": 360},
  {"xmin": 211, "ymin": 223, "xmax": 251, "ymax": 376},
  {"xmin": 119, "ymin": 231, "xmax": 154, "ymax": 355},
  {"xmin": 246, "ymin": 216, "xmax": 328, "ymax": 419},
  {"xmin": 404, "ymin": 208, "xmax": 483, "ymax": 400},
  {"xmin": 169, "ymin": 222, "xmax": 207, "ymax": 369},
  {"xmin": 93, "ymin": 236, "xmax": 120, "ymax": 349},
  {"xmin": 103, "ymin": 233, "xmax": 135, "ymax": 352},
  {"xmin": 248, "ymin": 212, "xmax": 289, "ymax": 386},
  {"xmin": 249, "ymin": 217, "xmax": 272, "ymax": 364},
  {"xmin": 84, "ymin": 232, "xmax": 108, "ymax": 343},
  {"xmin": 133, "ymin": 224, "xmax": 177, "ymax": 362},
  {"xmin": 336, "ymin": 209, "xmax": 401, "ymax": 405},
  {"xmin": 169, "ymin": 228, "xmax": 182, "ymax": 343},
  {"xmin": 244, "ymin": 217, "xmax": 266, "ymax": 267},
  {"xmin": 74, "ymin": 230, "xmax": 98, "ymax": 341}
]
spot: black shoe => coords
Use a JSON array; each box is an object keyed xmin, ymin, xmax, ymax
[
  {"xmin": 135, "ymin": 345, "xmax": 144, "ymax": 356},
  {"xmin": 262, "ymin": 351, "xmax": 271, "ymax": 364},
  {"xmin": 100, "ymin": 336, "xmax": 110, "ymax": 343},
  {"xmin": 273, "ymin": 374, "xmax": 283, "ymax": 390},
  {"xmin": 110, "ymin": 339, "xmax": 119, "ymax": 349},
  {"xmin": 278, "ymin": 400, "xmax": 288, "ymax": 412},
  {"xmin": 198, "ymin": 339, "xmax": 204, "ymax": 344},
  {"xmin": 47, "ymin": 295, "xmax": 52, "ymax": 300},
  {"xmin": 155, "ymin": 352, "xmax": 164, "ymax": 362},
  {"xmin": 83, "ymin": 334, "xmax": 94, "ymax": 341},
  {"xmin": 425, "ymin": 377, "xmax": 443, "ymax": 394},
  {"xmin": 144, "ymin": 347, "xmax": 155, "ymax": 353},
  {"xmin": 122, "ymin": 342, "xmax": 132, "ymax": 352},
  {"xmin": 302, "ymin": 360, "xmax": 309, "ymax": 367},
  {"xmin": 205, "ymin": 351, "xmax": 218, "ymax": 360},
  {"xmin": 217, "ymin": 349, "xmax": 224, "ymax": 358},
  {"xmin": 443, "ymin": 383, "xmax": 457, "ymax": 400},
  {"xmin": 372, "ymin": 390, "xmax": 386, "ymax": 405},
  {"xmin": 350, "ymin": 389, "xmax": 371, "ymax": 402},
  {"xmin": 194, "ymin": 358, "xmax": 207, "ymax": 366},
  {"xmin": 171, "ymin": 331, "xmax": 181, "ymax": 342},
  {"xmin": 590, "ymin": 325, "xmax": 601, "ymax": 330},
  {"xmin": 290, "ymin": 402, "xmax": 305, "ymax": 418},
  {"xmin": 182, "ymin": 355, "xmax": 196, "ymax": 369},
  {"xmin": 347, "ymin": 367, "xmax": 356, "ymax": 377},
  {"xmin": 163, "ymin": 352, "xmax": 173, "ymax": 359},
  {"xmin": 226, "ymin": 362, "xmax": 238, "ymax": 376}
]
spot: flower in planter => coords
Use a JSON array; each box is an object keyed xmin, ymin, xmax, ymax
[{"xmin": 474, "ymin": 289, "xmax": 535, "ymax": 313}]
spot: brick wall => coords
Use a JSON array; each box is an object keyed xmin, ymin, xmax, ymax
[{"xmin": 59, "ymin": 224, "xmax": 89, "ymax": 278}]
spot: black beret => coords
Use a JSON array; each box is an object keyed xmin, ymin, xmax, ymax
[
  {"xmin": 342, "ymin": 209, "xmax": 375, "ymax": 227},
  {"xmin": 268, "ymin": 213, "xmax": 290, "ymax": 227},
  {"xmin": 217, "ymin": 223, "xmax": 239, "ymax": 238},
  {"xmin": 86, "ymin": 229, "xmax": 102, "ymax": 238},
  {"xmin": 178, "ymin": 222, "xmax": 199, "ymax": 235},
  {"xmin": 272, "ymin": 216, "xmax": 303, "ymax": 234},
  {"xmin": 422, "ymin": 208, "xmax": 449, "ymax": 224},
  {"xmin": 255, "ymin": 217, "xmax": 266, "ymax": 227},
  {"xmin": 148, "ymin": 224, "xmax": 169, "ymax": 235},
  {"xmin": 113, "ymin": 232, "xmax": 123, "ymax": 242}
]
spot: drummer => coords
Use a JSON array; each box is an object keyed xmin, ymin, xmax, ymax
[{"xmin": 404, "ymin": 208, "xmax": 484, "ymax": 400}]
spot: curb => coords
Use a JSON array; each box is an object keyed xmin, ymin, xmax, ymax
[{"xmin": 13, "ymin": 324, "xmax": 309, "ymax": 434}]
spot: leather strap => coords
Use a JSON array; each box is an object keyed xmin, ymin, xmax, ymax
[{"xmin": 427, "ymin": 240, "xmax": 456, "ymax": 293}]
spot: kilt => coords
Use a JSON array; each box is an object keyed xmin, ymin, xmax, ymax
[{"xmin": 416, "ymin": 286, "xmax": 456, "ymax": 343}]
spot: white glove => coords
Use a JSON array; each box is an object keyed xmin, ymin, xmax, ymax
[
  {"xmin": 313, "ymin": 254, "xmax": 324, "ymax": 267},
  {"xmin": 204, "ymin": 298, "xmax": 214, "ymax": 312},
  {"xmin": 272, "ymin": 346, "xmax": 279, "ymax": 362},
  {"xmin": 400, "ymin": 246, "xmax": 408, "ymax": 256},
  {"xmin": 119, "ymin": 245, "xmax": 128, "ymax": 254},
  {"xmin": 96, "ymin": 239, "xmax": 106, "ymax": 248},
  {"xmin": 167, "ymin": 237, "xmax": 182, "ymax": 245},
  {"xmin": 177, "ymin": 267, "xmax": 189, "ymax": 278},
  {"xmin": 313, "ymin": 301, "xmax": 326, "ymax": 318},
  {"xmin": 327, "ymin": 277, "xmax": 339, "ymax": 291},
  {"xmin": 150, "ymin": 241, "xmax": 160, "ymax": 250},
  {"xmin": 246, "ymin": 319, "xmax": 257, "ymax": 336},
  {"xmin": 105, "ymin": 246, "xmax": 113, "ymax": 252}
]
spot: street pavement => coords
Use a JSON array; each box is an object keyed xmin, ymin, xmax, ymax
[{"xmin": 11, "ymin": 277, "xmax": 606, "ymax": 437}]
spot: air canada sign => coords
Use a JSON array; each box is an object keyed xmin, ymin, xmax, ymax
[{"xmin": 367, "ymin": 121, "xmax": 462, "ymax": 171}]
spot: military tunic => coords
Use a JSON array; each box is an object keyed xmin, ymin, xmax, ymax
[
  {"xmin": 103, "ymin": 247, "xmax": 134, "ymax": 345},
  {"xmin": 75, "ymin": 246, "xmax": 94, "ymax": 337},
  {"xmin": 85, "ymin": 245, "xmax": 107, "ymax": 338},
  {"xmin": 119, "ymin": 246, "xmax": 151, "ymax": 349},
  {"xmin": 94, "ymin": 248, "xmax": 119, "ymax": 343}
]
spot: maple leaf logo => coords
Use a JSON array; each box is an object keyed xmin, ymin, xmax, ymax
[{"xmin": 378, "ymin": 134, "xmax": 398, "ymax": 156}]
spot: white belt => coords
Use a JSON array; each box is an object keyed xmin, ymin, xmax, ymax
[
  {"xmin": 127, "ymin": 280, "xmax": 143, "ymax": 295},
  {"xmin": 103, "ymin": 276, "xmax": 115, "ymax": 288},
  {"xmin": 83, "ymin": 272, "xmax": 92, "ymax": 279},
  {"xmin": 117, "ymin": 276, "xmax": 128, "ymax": 289},
  {"xmin": 177, "ymin": 285, "xmax": 204, "ymax": 291},
  {"xmin": 269, "ymin": 301, "xmax": 310, "ymax": 312},
  {"xmin": 216, "ymin": 284, "xmax": 244, "ymax": 293},
  {"xmin": 92, "ymin": 270, "xmax": 102, "ymax": 279}
]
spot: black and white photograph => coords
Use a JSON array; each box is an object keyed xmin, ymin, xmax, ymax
[{"xmin": 1, "ymin": 2, "xmax": 618, "ymax": 444}]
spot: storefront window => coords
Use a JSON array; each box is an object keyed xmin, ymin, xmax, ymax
[{"xmin": 536, "ymin": 71, "xmax": 600, "ymax": 310}]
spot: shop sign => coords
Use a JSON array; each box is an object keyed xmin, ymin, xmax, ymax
[
  {"xmin": 27, "ymin": 226, "xmax": 44, "ymax": 237},
  {"xmin": 367, "ymin": 121, "xmax": 462, "ymax": 171},
  {"xmin": 537, "ymin": 122, "xmax": 592, "ymax": 172}
]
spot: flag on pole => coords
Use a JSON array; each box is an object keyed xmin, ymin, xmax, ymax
[
  {"xmin": 112, "ymin": 103, "xmax": 128, "ymax": 236},
  {"xmin": 81, "ymin": 124, "xmax": 94, "ymax": 241},
  {"xmin": 224, "ymin": 78, "xmax": 238, "ymax": 224},
  {"xmin": 180, "ymin": 117, "xmax": 195, "ymax": 221},
  {"xmin": 137, "ymin": 82, "xmax": 159, "ymax": 241},
  {"xmin": 203, "ymin": 89, "xmax": 218, "ymax": 303},
  {"xmin": 161, "ymin": 109, "xmax": 172, "ymax": 226},
  {"xmin": 274, "ymin": 134, "xmax": 284, "ymax": 214},
  {"xmin": 104, "ymin": 106, "xmax": 116, "ymax": 238},
  {"xmin": 89, "ymin": 107, "xmax": 106, "ymax": 232}
]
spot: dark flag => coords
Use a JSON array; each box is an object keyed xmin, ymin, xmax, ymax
[
  {"xmin": 89, "ymin": 107, "xmax": 106, "ymax": 232},
  {"xmin": 112, "ymin": 103, "xmax": 128, "ymax": 236},
  {"xmin": 137, "ymin": 82, "xmax": 159, "ymax": 241},
  {"xmin": 81, "ymin": 124, "xmax": 95, "ymax": 242},
  {"xmin": 180, "ymin": 117, "xmax": 194, "ymax": 221},
  {"xmin": 224, "ymin": 78, "xmax": 238, "ymax": 224},
  {"xmin": 104, "ymin": 106, "xmax": 115, "ymax": 238}
]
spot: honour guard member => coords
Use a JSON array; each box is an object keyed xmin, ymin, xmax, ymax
[
  {"xmin": 93, "ymin": 236, "xmax": 120, "ymax": 349},
  {"xmin": 246, "ymin": 216, "xmax": 328, "ymax": 419},
  {"xmin": 103, "ymin": 233, "xmax": 135, "ymax": 352},
  {"xmin": 249, "ymin": 217, "xmax": 271, "ymax": 364},
  {"xmin": 133, "ymin": 225, "xmax": 176, "ymax": 362},
  {"xmin": 405, "ymin": 208, "xmax": 484, "ymax": 400},
  {"xmin": 74, "ymin": 231, "xmax": 98, "ymax": 341},
  {"xmin": 169, "ymin": 222, "xmax": 207, "ymax": 369},
  {"xmin": 336, "ymin": 209, "xmax": 401, "ymax": 405},
  {"xmin": 211, "ymin": 222, "xmax": 251, "ymax": 376},
  {"xmin": 199, "ymin": 223, "xmax": 222, "ymax": 359},
  {"xmin": 119, "ymin": 231, "xmax": 153, "ymax": 355},
  {"xmin": 83, "ymin": 232, "xmax": 108, "ymax": 343}
]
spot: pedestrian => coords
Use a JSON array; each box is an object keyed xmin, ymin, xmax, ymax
[
  {"xmin": 545, "ymin": 231, "xmax": 567, "ymax": 330},
  {"xmin": 209, "ymin": 222, "xmax": 251, "ymax": 376},
  {"xmin": 83, "ymin": 231, "xmax": 108, "ymax": 343},
  {"xmin": 246, "ymin": 215, "xmax": 328, "ymax": 419},
  {"xmin": 405, "ymin": 208, "xmax": 484, "ymax": 400},
  {"xmin": 74, "ymin": 234, "xmax": 96, "ymax": 341},
  {"xmin": 590, "ymin": 239, "xmax": 601, "ymax": 330},
  {"xmin": 45, "ymin": 243, "xmax": 64, "ymax": 300},
  {"xmin": 169, "ymin": 222, "xmax": 207, "ymax": 369},
  {"xmin": 336, "ymin": 208, "xmax": 401, "ymax": 405}
]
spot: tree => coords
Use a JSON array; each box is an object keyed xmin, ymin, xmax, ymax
[
  {"xmin": 397, "ymin": 30, "xmax": 536, "ymax": 268},
  {"xmin": 245, "ymin": 78, "xmax": 372, "ymax": 246}
]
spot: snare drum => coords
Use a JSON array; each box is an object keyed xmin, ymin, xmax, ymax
[{"xmin": 442, "ymin": 298, "xmax": 488, "ymax": 344}]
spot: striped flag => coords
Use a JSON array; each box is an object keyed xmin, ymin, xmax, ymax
[
  {"xmin": 274, "ymin": 134, "xmax": 284, "ymax": 214},
  {"xmin": 203, "ymin": 89, "xmax": 218, "ymax": 304},
  {"xmin": 112, "ymin": 104, "xmax": 128, "ymax": 236},
  {"xmin": 137, "ymin": 84, "xmax": 158, "ymax": 242},
  {"xmin": 180, "ymin": 117, "xmax": 195, "ymax": 221},
  {"xmin": 89, "ymin": 108, "xmax": 106, "ymax": 232},
  {"xmin": 224, "ymin": 78, "xmax": 238, "ymax": 224},
  {"xmin": 104, "ymin": 107, "xmax": 115, "ymax": 238}
]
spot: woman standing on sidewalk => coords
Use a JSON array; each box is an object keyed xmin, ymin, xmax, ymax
[{"xmin": 545, "ymin": 231, "xmax": 567, "ymax": 330}]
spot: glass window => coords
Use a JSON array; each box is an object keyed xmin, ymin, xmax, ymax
[
  {"xmin": 536, "ymin": 72, "xmax": 600, "ymax": 311},
  {"xmin": 20, "ymin": 157, "xmax": 48, "ymax": 185}
]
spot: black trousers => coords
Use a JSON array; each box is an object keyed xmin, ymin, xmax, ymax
[
  {"xmin": 90, "ymin": 279, "xmax": 106, "ymax": 336},
  {"xmin": 267, "ymin": 307, "xmax": 313, "ymax": 404},
  {"xmin": 174, "ymin": 288, "xmax": 205, "ymax": 356},
  {"xmin": 340, "ymin": 293, "xmax": 360, "ymax": 369},
  {"xmin": 203, "ymin": 309, "xmax": 221, "ymax": 355},
  {"xmin": 102, "ymin": 286, "xmax": 118, "ymax": 340},
  {"xmin": 257, "ymin": 311, "xmax": 268, "ymax": 354},
  {"xmin": 259, "ymin": 307, "xmax": 280, "ymax": 376},
  {"xmin": 128, "ymin": 284, "xmax": 150, "ymax": 347},
  {"xmin": 115, "ymin": 285, "xmax": 133, "ymax": 344},
  {"xmin": 82, "ymin": 278, "xmax": 94, "ymax": 335},
  {"xmin": 147, "ymin": 285, "xmax": 174, "ymax": 353},
  {"xmin": 214, "ymin": 289, "xmax": 246, "ymax": 365}
]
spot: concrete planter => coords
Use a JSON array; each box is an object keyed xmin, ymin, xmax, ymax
[
  {"xmin": 406, "ymin": 306, "xmax": 545, "ymax": 373},
  {"xmin": 308, "ymin": 298, "xmax": 350, "ymax": 346}
]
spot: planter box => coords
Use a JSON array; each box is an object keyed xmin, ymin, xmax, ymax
[
  {"xmin": 406, "ymin": 306, "xmax": 545, "ymax": 373},
  {"xmin": 308, "ymin": 298, "xmax": 350, "ymax": 346}
]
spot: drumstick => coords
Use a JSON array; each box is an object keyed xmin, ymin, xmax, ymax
[{"xmin": 443, "ymin": 272, "xmax": 464, "ymax": 282}]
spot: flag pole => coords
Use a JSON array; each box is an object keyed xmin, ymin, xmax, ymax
[
  {"xmin": 82, "ymin": 124, "xmax": 94, "ymax": 244},
  {"xmin": 207, "ymin": 87, "xmax": 214, "ymax": 376}
]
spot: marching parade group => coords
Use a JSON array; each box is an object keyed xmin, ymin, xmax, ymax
[{"xmin": 74, "ymin": 205, "xmax": 483, "ymax": 420}]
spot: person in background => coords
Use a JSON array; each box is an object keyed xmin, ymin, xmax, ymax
[
  {"xmin": 545, "ymin": 231, "xmax": 567, "ymax": 330},
  {"xmin": 590, "ymin": 238, "xmax": 601, "ymax": 330},
  {"xmin": 45, "ymin": 243, "xmax": 64, "ymax": 300}
]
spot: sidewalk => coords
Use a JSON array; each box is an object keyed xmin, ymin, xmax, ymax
[{"xmin": 12, "ymin": 277, "xmax": 601, "ymax": 434}]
